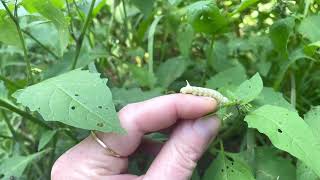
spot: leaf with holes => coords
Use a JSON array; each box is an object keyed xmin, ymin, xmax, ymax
[
  {"xmin": 13, "ymin": 69, "xmax": 124, "ymax": 134},
  {"xmin": 255, "ymin": 146, "xmax": 296, "ymax": 180},
  {"xmin": 297, "ymin": 161, "xmax": 320, "ymax": 180},
  {"xmin": 234, "ymin": 73, "xmax": 263, "ymax": 104},
  {"xmin": 304, "ymin": 106, "xmax": 320, "ymax": 138},
  {"xmin": 203, "ymin": 152, "xmax": 255, "ymax": 180},
  {"xmin": 244, "ymin": 105, "xmax": 320, "ymax": 177}
]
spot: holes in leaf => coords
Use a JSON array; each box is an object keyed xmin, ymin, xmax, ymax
[
  {"xmin": 0, "ymin": 174, "xmax": 4, "ymax": 179},
  {"xmin": 277, "ymin": 129, "xmax": 283, "ymax": 133},
  {"xmin": 71, "ymin": 106, "xmax": 76, "ymax": 110},
  {"xmin": 231, "ymin": 170, "xmax": 234, "ymax": 173},
  {"xmin": 97, "ymin": 122, "xmax": 104, "ymax": 127},
  {"xmin": 226, "ymin": 166, "xmax": 229, "ymax": 169},
  {"xmin": 226, "ymin": 156, "xmax": 234, "ymax": 162},
  {"xmin": 75, "ymin": 94, "xmax": 79, "ymax": 97},
  {"xmin": 221, "ymin": 169, "xmax": 224, "ymax": 172},
  {"xmin": 248, "ymin": 85, "xmax": 251, "ymax": 88},
  {"xmin": 98, "ymin": 106, "xmax": 102, "ymax": 109}
]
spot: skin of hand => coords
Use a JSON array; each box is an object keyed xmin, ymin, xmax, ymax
[{"xmin": 51, "ymin": 94, "xmax": 221, "ymax": 180}]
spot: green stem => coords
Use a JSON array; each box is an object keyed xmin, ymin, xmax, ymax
[
  {"xmin": 72, "ymin": 0, "xmax": 84, "ymax": 21},
  {"xmin": 65, "ymin": 0, "xmax": 77, "ymax": 41},
  {"xmin": 1, "ymin": 110, "xmax": 17, "ymax": 138},
  {"xmin": 71, "ymin": 0, "xmax": 96, "ymax": 70},
  {"xmin": 290, "ymin": 72, "xmax": 296, "ymax": 108},
  {"xmin": 121, "ymin": 0, "xmax": 129, "ymax": 37},
  {"xmin": 22, "ymin": 30, "xmax": 59, "ymax": 59},
  {"xmin": 0, "ymin": 99, "xmax": 51, "ymax": 129},
  {"xmin": 0, "ymin": 74, "xmax": 23, "ymax": 89},
  {"xmin": 0, "ymin": 134, "xmax": 12, "ymax": 139},
  {"xmin": 1, "ymin": 0, "xmax": 34, "ymax": 84}
]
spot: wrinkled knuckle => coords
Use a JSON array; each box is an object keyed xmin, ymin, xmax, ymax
[{"xmin": 172, "ymin": 140, "xmax": 198, "ymax": 172}]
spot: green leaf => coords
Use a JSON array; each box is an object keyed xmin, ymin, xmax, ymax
[
  {"xmin": 22, "ymin": 0, "xmax": 69, "ymax": 56},
  {"xmin": 297, "ymin": 161, "xmax": 320, "ymax": 180},
  {"xmin": 131, "ymin": 0, "xmax": 155, "ymax": 16},
  {"xmin": 130, "ymin": 65, "xmax": 157, "ymax": 88},
  {"xmin": 203, "ymin": 153, "xmax": 255, "ymax": 180},
  {"xmin": 13, "ymin": 69, "xmax": 124, "ymax": 134},
  {"xmin": 156, "ymin": 56, "xmax": 188, "ymax": 88},
  {"xmin": 234, "ymin": 73, "xmax": 263, "ymax": 104},
  {"xmin": 186, "ymin": 1, "xmax": 229, "ymax": 34},
  {"xmin": 298, "ymin": 15, "xmax": 320, "ymax": 42},
  {"xmin": 304, "ymin": 106, "xmax": 320, "ymax": 138},
  {"xmin": 0, "ymin": 10, "xmax": 21, "ymax": 48},
  {"xmin": 168, "ymin": 0, "xmax": 182, "ymax": 5},
  {"xmin": 177, "ymin": 24, "xmax": 194, "ymax": 57},
  {"xmin": 0, "ymin": 150, "xmax": 48, "ymax": 179},
  {"xmin": 269, "ymin": 17, "xmax": 295, "ymax": 59},
  {"xmin": 255, "ymin": 147, "xmax": 296, "ymax": 180},
  {"xmin": 304, "ymin": 41, "xmax": 320, "ymax": 56},
  {"xmin": 244, "ymin": 105, "xmax": 320, "ymax": 177},
  {"xmin": 231, "ymin": 0, "xmax": 260, "ymax": 15},
  {"xmin": 253, "ymin": 87, "xmax": 295, "ymax": 111},
  {"xmin": 38, "ymin": 130, "xmax": 57, "ymax": 151},
  {"xmin": 206, "ymin": 65, "xmax": 247, "ymax": 90},
  {"xmin": 111, "ymin": 87, "xmax": 162, "ymax": 108}
]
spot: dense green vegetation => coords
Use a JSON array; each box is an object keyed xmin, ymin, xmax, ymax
[{"xmin": 0, "ymin": 0, "xmax": 320, "ymax": 179}]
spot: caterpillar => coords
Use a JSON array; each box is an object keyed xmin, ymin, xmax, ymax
[{"xmin": 180, "ymin": 81, "xmax": 229, "ymax": 105}]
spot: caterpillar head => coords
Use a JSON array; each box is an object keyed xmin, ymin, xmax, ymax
[{"xmin": 180, "ymin": 80, "xmax": 192, "ymax": 94}]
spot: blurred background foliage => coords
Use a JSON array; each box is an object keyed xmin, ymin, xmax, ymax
[{"xmin": 0, "ymin": 0, "xmax": 320, "ymax": 179}]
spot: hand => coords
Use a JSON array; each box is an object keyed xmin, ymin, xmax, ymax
[{"xmin": 51, "ymin": 94, "xmax": 220, "ymax": 180}]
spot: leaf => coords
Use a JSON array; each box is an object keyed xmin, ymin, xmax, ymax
[
  {"xmin": 156, "ymin": 56, "xmax": 188, "ymax": 88},
  {"xmin": 304, "ymin": 106, "xmax": 320, "ymax": 138},
  {"xmin": 0, "ymin": 10, "xmax": 21, "ymax": 48},
  {"xmin": 111, "ymin": 87, "xmax": 162, "ymax": 108},
  {"xmin": 304, "ymin": 41, "xmax": 320, "ymax": 56},
  {"xmin": 177, "ymin": 24, "xmax": 194, "ymax": 57},
  {"xmin": 298, "ymin": 15, "xmax": 320, "ymax": 42},
  {"xmin": 22, "ymin": 0, "xmax": 69, "ymax": 56},
  {"xmin": 269, "ymin": 17, "xmax": 295, "ymax": 59},
  {"xmin": 13, "ymin": 69, "xmax": 124, "ymax": 134},
  {"xmin": 131, "ymin": 0, "xmax": 155, "ymax": 16},
  {"xmin": 186, "ymin": 1, "xmax": 229, "ymax": 34},
  {"xmin": 203, "ymin": 152, "xmax": 255, "ymax": 180},
  {"xmin": 0, "ymin": 150, "xmax": 48, "ymax": 179},
  {"xmin": 232, "ymin": 0, "xmax": 260, "ymax": 15},
  {"xmin": 38, "ymin": 130, "xmax": 57, "ymax": 151},
  {"xmin": 253, "ymin": 87, "xmax": 295, "ymax": 112},
  {"xmin": 244, "ymin": 105, "xmax": 320, "ymax": 177},
  {"xmin": 255, "ymin": 147, "xmax": 296, "ymax": 180},
  {"xmin": 168, "ymin": 0, "xmax": 183, "ymax": 5},
  {"xmin": 130, "ymin": 65, "xmax": 157, "ymax": 88},
  {"xmin": 206, "ymin": 65, "xmax": 247, "ymax": 90},
  {"xmin": 234, "ymin": 73, "xmax": 263, "ymax": 104},
  {"xmin": 297, "ymin": 161, "xmax": 320, "ymax": 180}
]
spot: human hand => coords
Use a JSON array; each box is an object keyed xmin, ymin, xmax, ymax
[{"xmin": 51, "ymin": 94, "xmax": 220, "ymax": 180}]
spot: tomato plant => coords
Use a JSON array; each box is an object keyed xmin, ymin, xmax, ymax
[{"xmin": 0, "ymin": 0, "xmax": 320, "ymax": 179}]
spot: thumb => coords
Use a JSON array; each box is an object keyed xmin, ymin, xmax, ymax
[{"xmin": 144, "ymin": 116, "xmax": 220, "ymax": 180}]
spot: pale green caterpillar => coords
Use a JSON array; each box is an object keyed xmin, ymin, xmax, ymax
[{"xmin": 180, "ymin": 81, "xmax": 229, "ymax": 106}]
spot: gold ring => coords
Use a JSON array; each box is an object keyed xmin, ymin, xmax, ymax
[{"xmin": 90, "ymin": 131, "xmax": 123, "ymax": 158}]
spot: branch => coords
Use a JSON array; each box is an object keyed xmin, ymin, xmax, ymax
[
  {"xmin": 71, "ymin": 0, "xmax": 96, "ymax": 70},
  {"xmin": 22, "ymin": 30, "xmax": 60, "ymax": 59},
  {"xmin": 1, "ymin": 0, "xmax": 34, "ymax": 84},
  {"xmin": 0, "ymin": 99, "xmax": 51, "ymax": 129}
]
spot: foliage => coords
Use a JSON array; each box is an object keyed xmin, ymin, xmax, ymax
[{"xmin": 0, "ymin": 0, "xmax": 319, "ymax": 179}]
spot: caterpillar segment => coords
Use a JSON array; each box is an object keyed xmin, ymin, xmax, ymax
[{"xmin": 180, "ymin": 81, "xmax": 229, "ymax": 106}]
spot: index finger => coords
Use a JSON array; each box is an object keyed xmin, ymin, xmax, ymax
[{"xmin": 99, "ymin": 94, "xmax": 218, "ymax": 156}]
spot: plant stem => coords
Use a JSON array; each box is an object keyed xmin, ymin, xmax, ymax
[
  {"xmin": 71, "ymin": 0, "xmax": 96, "ymax": 70},
  {"xmin": 1, "ymin": 110, "xmax": 17, "ymax": 138},
  {"xmin": 290, "ymin": 72, "xmax": 296, "ymax": 108},
  {"xmin": 0, "ymin": 74, "xmax": 23, "ymax": 89},
  {"xmin": 22, "ymin": 30, "xmax": 59, "ymax": 59},
  {"xmin": 65, "ymin": 0, "xmax": 77, "ymax": 41},
  {"xmin": 1, "ymin": 0, "xmax": 34, "ymax": 84},
  {"xmin": 121, "ymin": 0, "xmax": 128, "ymax": 37},
  {"xmin": 0, "ymin": 99, "xmax": 51, "ymax": 129}
]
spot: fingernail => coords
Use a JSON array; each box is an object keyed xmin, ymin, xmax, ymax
[{"xmin": 193, "ymin": 115, "xmax": 220, "ymax": 138}]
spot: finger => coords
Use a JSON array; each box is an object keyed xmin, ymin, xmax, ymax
[
  {"xmin": 145, "ymin": 116, "xmax": 220, "ymax": 180},
  {"xmin": 98, "ymin": 94, "xmax": 217, "ymax": 157}
]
